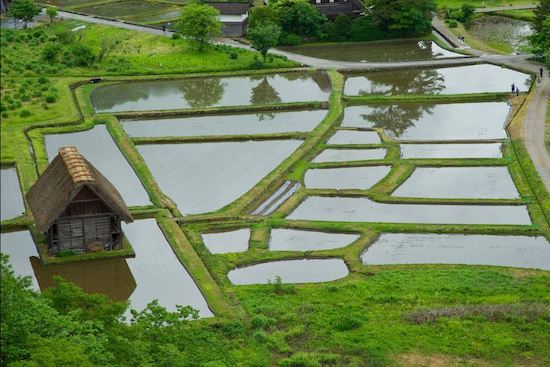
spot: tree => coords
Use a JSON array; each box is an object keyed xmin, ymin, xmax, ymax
[
  {"xmin": 248, "ymin": 21, "xmax": 281, "ymax": 62},
  {"xmin": 460, "ymin": 3, "xmax": 475, "ymax": 24},
  {"xmin": 276, "ymin": 0, "xmax": 325, "ymax": 38},
  {"xmin": 179, "ymin": 3, "xmax": 221, "ymax": 51},
  {"xmin": 333, "ymin": 14, "xmax": 351, "ymax": 41},
  {"xmin": 369, "ymin": 0, "xmax": 436, "ymax": 35},
  {"xmin": 98, "ymin": 37, "xmax": 119, "ymax": 62},
  {"xmin": 248, "ymin": 6, "xmax": 280, "ymax": 29},
  {"xmin": 42, "ymin": 42, "xmax": 62, "ymax": 63},
  {"xmin": 534, "ymin": 0, "xmax": 550, "ymax": 32},
  {"xmin": 70, "ymin": 43, "xmax": 95, "ymax": 66},
  {"xmin": 529, "ymin": 16, "xmax": 550, "ymax": 66},
  {"xmin": 8, "ymin": 0, "xmax": 40, "ymax": 29},
  {"xmin": 46, "ymin": 6, "xmax": 57, "ymax": 24}
]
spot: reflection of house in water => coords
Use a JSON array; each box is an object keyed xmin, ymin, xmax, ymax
[
  {"xmin": 26, "ymin": 147, "xmax": 133, "ymax": 255},
  {"xmin": 31, "ymin": 257, "xmax": 137, "ymax": 302},
  {"xmin": 209, "ymin": 2, "xmax": 250, "ymax": 37}
]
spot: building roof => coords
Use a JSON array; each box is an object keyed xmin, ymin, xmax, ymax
[
  {"xmin": 208, "ymin": 2, "xmax": 250, "ymax": 15},
  {"xmin": 26, "ymin": 147, "xmax": 133, "ymax": 232}
]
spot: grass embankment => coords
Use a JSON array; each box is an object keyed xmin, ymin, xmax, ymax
[
  {"xmin": 545, "ymin": 98, "xmax": 550, "ymax": 152},
  {"xmin": 435, "ymin": 0, "xmax": 536, "ymax": 8},
  {"xmin": 494, "ymin": 9, "xmax": 536, "ymax": 21}
]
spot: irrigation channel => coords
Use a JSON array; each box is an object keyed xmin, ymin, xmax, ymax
[{"xmin": 1, "ymin": 27, "xmax": 550, "ymax": 318}]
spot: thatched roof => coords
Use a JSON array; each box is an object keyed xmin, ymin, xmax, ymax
[
  {"xmin": 209, "ymin": 2, "xmax": 250, "ymax": 15},
  {"xmin": 26, "ymin": 147, "xmax": 133, "ymax": 232}
]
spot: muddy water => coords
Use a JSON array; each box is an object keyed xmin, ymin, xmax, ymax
[
  {"xmin": 304, "ymin": 166, "xmax": 391, "ymax": 190},
  {"xmin": 342, "ymin": 102, "xmax": 510, "ymax": 141},
  {"xmin": 469, "ymin": 16, "xmax": 533, "ymax": 53},
  {"xmin": 0, "ymin": 231, "xmax": 39, "ymax": 290},
  {"xmin": 401, "ymin": 143, "xmax": 503, "ymax": 159},
  {"xmin": 362, "ymin": 233, "xmax": 550, "ymax": 270},
  {"xmin": 269, "ymin": 229, "xmax": 359, "ymax": 251},
  {"xmin": 281, "ymin": 40, "xmax": 463, "ymax": 62},
  {"xmin": 344, "ymin": 64, "xmax": 532, "ymax": 96},
  {"xmin": 90, "ymin": 71, "xmax": 331, "ymax": 113},
  {"xmin": 45, "ymin": 125, "xmax": 150, "ymax": 207},
  {"xmin": 312, "ymin": 148, "xmax": 387, "ymax": 163},
  {"xmin": 227, "ymin": 258, "xmax": 349, "ymax": 284},
  {"xmin": 122, "ymin": 110, "xmax": 327, "ymax": 137},
  {"xmin": 137, "ymin": 140, "xmax": 302, "ymax": 214},
  {"xmin": 1, "ymin": 168, "xmax": 25, "ymax": 220},
  {"xmin": 327, "ymin": 130, "xmax": 381, "ymax": 145},
  {"xmin": 201, "ymin": 229, "xmax": 250, "ymax": 254},
  {"xmin": 392, "ymin": 167, "xmax": 519, "ymax": 199},
  {"xmin": 31, "ymin": 219, "xmax": 213, "ymax": 317},
  {"xmin": 287, "ymin": 196, "xmax": 531, "ymax": 225}
]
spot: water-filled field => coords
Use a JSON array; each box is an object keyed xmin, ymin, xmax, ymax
[
  {"xmin": 344, "ymin": 64, "xmax": 532, "ymax": 96},
  {"xmin": 202, "ymin": 229, "xmax": 250, "ymax": 254},
  {"xmin": 122, "ymin": 110, "xmax": 328, "ymax": 137},
  {"xmin": 469, "ymin": 15, "xmax": 533, "ymax": 53},
  {"xmin": 280, "ymin": 40, "xmax": 464, "ymax": 62},
  {"xmin": 45, "ymin": 125, "xmax": 150, "ymax": 207},
  {"xmin": 0, "ymin": 231, "xmax": 40, "ymax": 290},
  {"xmin": 312, "ymin": 148, "xmax": 387, "ymax": 163},
  {"xmin": 228, "ymin": 259, "xmax": 349, "ymax": 284},
  {"xmin": 392, "ymin": 167, "xmax": 520, "ymax": 199},
  {"xmin": 0, "ymin": 168, "xmax": 25, "ymax": 221},
  {"xmin": 362, "ymin": 233, "xmax": 550, "ymax": 270},
  {"xmin": 400, "ymin": 143, "xmax": 503, "ymax": 159},
  {"xmin": 342, "ymin": 102, "xmax": 510, "ymax": 141},
  {"xmin": 287, "ymin": 197, "xmax": 531, "ymax": 225},
  {"xmin": 269, "ymin": 229, "xmax": 359, "ymax": 251},
  {"xmin": 91, "ymin": 71, "xmax": 331, "ymax": 113},
  {"xmin": 137, "ymin": 140, "xmax": 302, "ymax": 214},
  {"xmin": 304, "ymin": 166, "xmax": 391, "ymax": 190},
  {"xmin": 327, "ymin": 130, "xmax": 381, "ymax": 145}
]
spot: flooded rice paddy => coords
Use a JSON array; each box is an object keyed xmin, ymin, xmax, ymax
[
  {"xmin": 280, "ymin": 40, "xmax": 464, "ymax": 62},
  {"xmin": 400, "ymin": 143, "xmax": 503, "ymax": 159},
  {"xmin": 137, "ymin": 140, "xmax": 302, "ymax": 214},
  {"xmin": 201, "ymin": 229, "xmax": 250, "ymax": 254},
  {"xmin": 45, "ymin": 125, "xmax": 150, "ymax": 207},
  {"xmin": 312, "ymin": 148, "xmax": 387, "ymax": 163},
  {"xmin": 0, "ymin": 231, "xmax": 40, "ymax": 290},
  {"xmin": 287, "ymin": 197, "xmax": 531, "ymax": 225},
  {"xmin": 0, "ymin": 168, "xmax": 25, "ymax": 220},
  {"xmin": 344, "ymin": 64, "xmax": 532, "ymax": 96},
  {"xmin": 393, "ymin": 167, "xmax": 519, "ymax": 199},
  {"xmin": 304, "ymin": 166, "xmax": 391, "ymax": 190},
  {"xmin": 327, "ymin": 130, "xmax": 381, "ymax": 145},
  {"xmin": 122, "ymin": 110, "xmax": 327, "ymax": 137},
  {"xmin": 227, "ymin": 258, "xmax": 349, "ymax": 284},
  {"xmin": 362, "ymin": 233, "xmax": 550, "ymax": 270},
  {"xmin": 469, "ymin": 16, "xmax": 533, "ymax": 53},
  {"xmin": 342, "ymin": 102, "xmax": 510, "ymax": 141},
  {"xmin": 269, "ymin": 229, "xmax": 359, "ymax": 251},
  {"xmin": 90, "ymin": 71, "xmax": 331, "ymax": 113},
  {"xmin": 3, "ymin": 220, "xmax": 213, "ymax": 317}
]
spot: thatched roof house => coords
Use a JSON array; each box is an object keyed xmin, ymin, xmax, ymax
[{"xmin": 26, "ymin": 147, "xmax": 133, "ymax": 254}]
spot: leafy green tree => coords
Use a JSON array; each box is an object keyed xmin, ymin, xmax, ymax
[
  {"xmin": 42, "ymin": 42, "xmax": 62, "ymax": 63},
  {"xmin": 70, "ymin": 43, "xmax": 95, "ymax": 66},
  {"xmin": 276, "ymin": 0, "xmax": 325, "ymax": 38},
  {"xmin": 46, "ymin": 6, "xmax": 57, "ymax": 24},
  {"xmin": 179, "ymin": 3, "xmax": 221, "ymax": 50},
  {"xmin": 369, "ymin": 0, "xmax": 436, "ymax": 35},
  {"xmin": 249, "ymin": 6, "xmax": 280, "ymax": 29},
  {"xmin": 8, "ymin": 0, "xmax": 40, "ymax": 29},
  {"xmin": 534, "ymin": 0, "xmax": 550, "ymax": 32},
  {"xmin": 333, "ymin": 14, "xmax": 351, "ymax": 41},
  {"xmin": 98, "ymin": 37, "xmax": 119, "ymax": 62},
  {"xmin": 530, "ymin": 16, "xmax": 550, "ymax": 66},
  {"xmin": 248, "ymin": 21, "xmax": 281, "ymax": 61},
  {"xmin": 460, "ymin": 3, "xmax": 475, "ymax": 24}
]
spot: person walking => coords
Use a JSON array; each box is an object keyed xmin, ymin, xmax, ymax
[
  {"xmin": 515, "ymin": 86, "xmax": 520, "ymax": 96},
  {"xmin": 511, "ymin": 83, "xmax": 515, "ymax": 93},
  {"xmin": 541, "ymin": 67, "xmax": 544, "ymax": 78}
]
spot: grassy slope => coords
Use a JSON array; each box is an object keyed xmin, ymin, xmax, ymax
[
  {"xmin": 435, "ymin": 0, "xmax": 536, "ymax": 8},
  {"xmin": 546, "ymin": 98, "xmax": 550, "ymax": 152}
]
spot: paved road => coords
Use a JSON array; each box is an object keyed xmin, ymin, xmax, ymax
[{"xmin": 475, "ymin": 4, "xmax": 537, "ymax": 12}]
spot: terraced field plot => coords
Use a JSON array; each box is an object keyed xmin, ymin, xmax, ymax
[
  {"xmin": 74, "ymin": 1, "xmax": 173, "ymax": 19},
  {"xmin": 202, "ymin": 229, "xmax": 250, "ymax": 254},
  {"xmin": 304, "ymin": 166, "xmax": 391, "ymax": 190},
  {"xmin": 269, "ymin": 229, "xmax": 359, "ymax": 252},
  {"xmin": 0, "ymin": 231, "xmax": 40, "ymax": 290},
  {"xmin": 0, "ymin": 168, "xmax": 25, "ymax": 221},
  {"xmin": 400, "ymin": 143, "xmax": 503, "ymax": 159},
  {"xmin": 312, "ymin": 148, "xmax": 387, "ymax": 162}
]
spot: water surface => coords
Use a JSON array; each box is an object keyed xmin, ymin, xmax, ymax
[
  {"xmin": 344, "ymin": 64, "xmax": 532, "ymax": 96},
  {"xmin": 1, "ymin": 168, "xmax": 25, "ymax": 220},
  {"xmin": 343, "ymin": 102, "xmax": 510, "ymax": 141},
  {"xmin": 469, "ymin": 16, "xmax": 533, "ymax": 53},
  {"xmin": 46, "ymin": 125, "xmax": 150, "ymax": 207},
  {"xmin": 228, "ymin": 258, "xmax": 349, "ymax": 284},
  {"xmin": 400, "ymin": 143, "xmax": 503, "ymax": 159},
  {"xmin": 0, "ymin": 231, "xmax": 39, "ymax": 290},
  {"xmin": 269, "ymin": 229, "xmax": 359, "ymax": 251},
  {"xmin": 281, "ymin": 40, "xmax": 464, "ymax": 62},
  {"xmin": 122, "ymin": 110, "xmax": 327, "ymax": 137},
  {"xmin": 202, "ymin": 229, "xmax": 250, "ymax": 254},
  {"xmin": 393, "ymin": 167, "xmax": 519, "ymax": 199},
  {"xmin": 137, "ymin": 140, "xmax": 302, "ymax": 214},
  {"xmin": 287, "ymin": 196, "xmax": 531, "ymax": 225},
  {"xmin": 75, "ymin": 1, "xmax": 172, "ymax": 18},
  {"xmin": 91, "ymin": 71, "xmax": 331, "ymax": 113},
  {"xmin": 362, "ymin": 233, "xmax": 550, "ymax": 270},
  {"xmin": 327, "ymin": 130, "xmax": 381, "ymax": 145},
  {"xmin": 304, "ymin": 166, "xmax": 391, "ymax": 190},
  {"xmin": 312, "ymin": 148, "xmax": 387, "ymax": 163}
]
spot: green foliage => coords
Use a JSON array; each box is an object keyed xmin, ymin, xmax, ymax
[
  {"xmin": 249, "ymin": 5, "xmax": 280, "ymax": 29},
  {"xmin": 276, "ymin": 0, "xmax": 326, "ymax": 38},
  {"xmin": 529, "ymin": 16, "xmax": 550, "ymax": 66},
  {"xmin": 248, "ymin": 21, "xmax": 282, "ymax": 61},
  {"xmin": 534, "ymin": 0, "xmax": 550, "ymax": 32},
  {"xmin": 41, "ymin": 42, "xmax": 61, "ymax": 63},
  {"xmin": 349, "ymin": 16, "xmax": 387, "ymax": 42},
  {"xmin": 369, "ymin": 0, "xmax": 436, "ymax": 35},
  {"xmin": 278, "ymin": 32, "xmax": 302, "ymax": 46},
  {"xmin": 70, "ymin": 43, "xmax": 95, "ymax": 66},
  {"xmin": 46, "ymin": 6, "xmax": 58, "ymax": 24},
  {"xmin": 332, "ymin": 14, "xmax": 352, "ymax": 41},
  {"xmin": 179, "ymin": 3, "xmax": 221, "ymax": 50},
  {"xmin": 444, "ymin": 3, "xmax": 476, "ymax": 24},
  {"xmin": 8, "ymin": 0, "xmax": 40, "ymax": 28}
]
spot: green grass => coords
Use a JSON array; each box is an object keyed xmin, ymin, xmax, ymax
[
  {"xmin": 435, "ymin": 0, "xmax": 536, "ymax": 8},
  {"xmin": 546, "ymin": 98, "xmax": 550, "ymax": 153},
  {"xmin": 494, "ymin": 9, "xmax": 536, "ymax": 21}
]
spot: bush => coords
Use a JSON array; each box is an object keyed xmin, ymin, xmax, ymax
[
  {"xmin": 56, "ymin": 249, "xmax": 76, "ymax": 257},
  {"xmin": 38, "ymin": 76, "xmax": 49, "ymax": 84},
  {"xmin": 44, "ymin": 95, "xmax": 56, "ymax": 103},
  {"xmin": 278, "ymin": 353, "xmax": 321, "ymax": 367},
  {"xmin": 229, "ymin": 52, "xmax": 238, "ymax": 59},
  {"xmin": 250, "ymin": 314, "xmax": 276, "ymax": 329},
  {"xmin": 171, "ymin": 33, "xmax": 181, "ymax": 40},
  {"xmin": 333, "ymin": 14, "xmax": 351, "ymax": 41},
  {"xmin": 20, "ymin": 94, "xmax": 31, "ymax": 102},
  {"xmin": 56, "ymin": 30, "xmax": 75, "ymax": 44},
  {"xmin": 278, "ymin": 32, "xmax": 301, "ymax": 46},
  {"xmin": 332, "ymin": 313, "xmax": 363, "ymax": 331},
  {"xmin": 19, "ymin": 109, "xmax": 31, "ymax": 117},
  {"xmin": 447, "ymin": 19, "xmax": 458, "ymax": 28},
  {"xmin": 249, "ymin": 55, "xmax": 264, "ymax": 69},
  {"xmin": 42, "ymin": 42, "xmax": 62, "ymax": 63},
  {"xmin": 350, "ymin": 16, "xmax": 387, "ymax": 42},
  {"xmin": 1, "ymin": 112, "xmax": 8, "ymax": 118},
  {"xmin": 70, "ymin": 43, "xmax": 95, "ymax": 66}
]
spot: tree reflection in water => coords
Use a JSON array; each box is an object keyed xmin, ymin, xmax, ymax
[
  {"xmin": 355, "ymin": 68, "xmax": 446, "ymax": 95},
  {"xmin": 178, "ymin": 77, "xmax": 226, "ymax": 108},
  {"xmin": 360, "ymin": 103, "xmax": 436, "ymax": 138},
  {"xmin": 250, "ymin": 75, "xmax": 281, "ymax": 121}
]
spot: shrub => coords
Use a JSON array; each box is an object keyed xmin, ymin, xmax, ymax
[
  {"xmin": 332, "ymin": 313, "xmax": 363, "ymax": 331},
  {"xmin": 20, "ymin": 94, "xmax": 31, "ymax": 102},
  {"xmin": 229, "ymin": 52, "xmax": 238, "ymax": 59},
  {"xmin": 1, "ymin": 112, "xmax": 8, "ymax": 118},
  {"xmin": 249, "ymin": 55, "xmax": 264, "ymax": 69},
  {"xmin": 45, "ymin": 95, "xmax": 56, "ymax": 103},
  {"xmin": 56, "ymin": 249, "xmax": 76, "ymax": 257},
  {"xmin": 56, "ymin": 30, "xmax": 75, "ymax": 44},
  {"xmin": 42, "ymin": 103, "xmax": 49, "ymax": 110},
  {"xmin": 19, "ymin": 109, "xmax": 31, "ymax": 117},
  {"xmin": 171, "ymin": 33, "xmax": 181, "ymax": 39},
  {"xmin": 447, "ymin": 19, "xmax": 458, "ymax": 28},
  {"xmin": 333, "ymin": 14, "xmax": 351, "ymax": 41},
  {"xmin": 250, "ymin": 314, "xmax": 276, "ymax": 329},
  {"xmin": 32, "ymin": 90, "xmax": 41, "ymax": 98},
  {"xmin": 42, "ymin": 42, "xmax": 62, "ymax": 63},
  {"xmin": 350, "ymin": 16, "xmax": 387, "ymax": 42},
  {"xmin": 278, "ymin": 353, "xmax": 321, "ymax": 367},
  {"xmin": 38, "ymin": 76, "xmax": 49, "ymax": 84},
  {"xmin": 70, "ymin": 43, "xmax": 95, "ymax": 66},
  {"xmin": 278, "ymin": 32, "xmax": 301, "ymax": 46}
]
